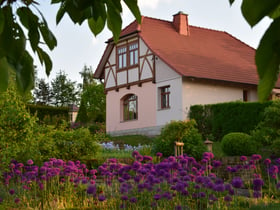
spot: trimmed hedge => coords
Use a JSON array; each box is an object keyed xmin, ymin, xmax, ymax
[
  {"xmin": 189, "ymin": 101, "xmax": 272, "ymax": 141},
  {"xmin": 27, "ymin": 104, "xmax": 69, "ymax": 124},
  {"xmin": 221, "ymin": 132, "xmax": 258, "ymax": 156}
]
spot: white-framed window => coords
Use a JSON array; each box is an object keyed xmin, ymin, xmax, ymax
[{"xmin": 117, "ymin": 42, "xmax": 139, "ymax": 70}]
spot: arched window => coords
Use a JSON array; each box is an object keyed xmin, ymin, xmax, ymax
[{"xmin": 123, "ymin": 94, "xmax": 138, "ymax": 121}]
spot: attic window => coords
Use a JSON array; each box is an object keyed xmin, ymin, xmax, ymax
[
  {"xmin": 117, "ymin": 46, "xmax": 127, "ymax": 69},
  {"xmin": 117, "ymin": 41, "xmax": 139, "ymax": 70}
]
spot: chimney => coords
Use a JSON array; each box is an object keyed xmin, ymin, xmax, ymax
[{"xmin": 173, "ymin": 11, "xmax": 190, "ymax": 36}]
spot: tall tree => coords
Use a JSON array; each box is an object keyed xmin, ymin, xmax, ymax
[
  {"xmin": 33, "ymin": 78, "xmax": 52, "ymax": 105},
  {"xmin": 76, "ymin": 66, "xmax": 105, "ymax": 123},
  {"xmin": 51, "ymin": 70, "xmax": 80, "ymax": 107}
]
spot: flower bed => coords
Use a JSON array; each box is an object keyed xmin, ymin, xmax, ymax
[{"xmin": 0, "ymin": 152, "xmax": 280, "ymax": 209}]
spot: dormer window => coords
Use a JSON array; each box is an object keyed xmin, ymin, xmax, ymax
[{"xmin": 117, "ymin": 41, "xmax": 139, "ymax": 70}]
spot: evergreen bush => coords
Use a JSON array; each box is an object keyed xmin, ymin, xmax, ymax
[{"xmin": 221, "ymin": 132, "xmax": 258, "ymax": 156}]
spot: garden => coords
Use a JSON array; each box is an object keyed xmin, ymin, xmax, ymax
[{"xmin": 1, "ymin": 88, "xmax": 280, "ymax": 209}]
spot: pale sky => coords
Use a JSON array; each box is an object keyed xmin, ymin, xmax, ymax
[{"xmin": 35, "ymin": 0, "xmax": 272, "ymax": 84}]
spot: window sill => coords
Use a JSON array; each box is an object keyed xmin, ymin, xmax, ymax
[
  {"xmin": 117, "ymin": 65, "xmax": 139, "ymax": 72},
  {"xmin": 120, "ymin": 119, "xmax": 138, "ymax": 123},
  {"xmin": 158, "ymin": 107, "xmax": 171, "ymax": 111}
]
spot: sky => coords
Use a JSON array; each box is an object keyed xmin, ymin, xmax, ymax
[{"xmin": 35, "ymin": 0, "xmax": 272, "ymax": 84}]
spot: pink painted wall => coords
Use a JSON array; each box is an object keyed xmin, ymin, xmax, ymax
[{"xmin": 106, "ymin": 82, "xmax": 157, "ymax": 133}]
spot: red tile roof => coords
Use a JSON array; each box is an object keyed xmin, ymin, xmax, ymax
[{"xmin": 95, "ymin": 15, "xmax": 280, "ymax": 87}]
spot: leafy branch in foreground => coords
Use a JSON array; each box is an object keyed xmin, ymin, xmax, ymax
[
  {"xmin": 0, "ymin": 0, "xmax": 141, "ymax": 93},
  {"xmin": 230, "ymin": 0, "xmax": 280, "ymax": 101}
]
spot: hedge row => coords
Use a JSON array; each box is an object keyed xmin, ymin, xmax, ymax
[
  {"xmin": 189, "ymin": 101, "xmax": 272, "ymax": 141},
  {"xmin": 27, "ymin": 104, "xmax": 69, "ymax": 124}
]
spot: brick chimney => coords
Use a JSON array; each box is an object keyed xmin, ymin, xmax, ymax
[{"xmin": 173, "ymin": 11, "xmax": 190, "ymax": 36}]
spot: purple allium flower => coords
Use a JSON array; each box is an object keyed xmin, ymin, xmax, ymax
[
  {"xmin": 276, "ymin": 182, "xmax": 280, "ymax": 190},
  {"xmin": 209, "ymin": 194, "xmax": 218, "ymax": 201},
  {"xmin": 143, "ymin": 155, "xmax": 153, "ymax": 162},
  {"xmin": 224, "ymin": 195, "xmax": 232, "ymax": 202},
  {"xmin": 154, "ymin": 194, "xmax": 161, "ymax": 200},
  {"xmin": 156, "ymin": 152, "xmax": 163, "ymax": 158},
  {"xmin": 98, "ymin": 195, "xmax": 106, "ymax": 202},
  {"xmin": 240, "ymin": 156, "xmax": 247, "ymax": 161},
  {"xmin": 253, "ymin": 191, "xmax": 262, "ymax": 198},
  {"xmin": 168, "ymin": 156, "xmax": 176, "ymax": 162},
  {"xmin": 251, "ymin": 154, "xmax": 262, "ymax": 161},
  {"xmin": 264, "ymin": 158, "xmax": 271, "ymax": 165},
  {"xmin": 270, "ymin": 165, "xmax": 279, "ymax": 174},
  {"xmin": 212, "ymin": 160, "xmax": 222, "ymax": 168},
  {"xmin": 121, "ymin": 195, "xmax": 128, "ymax": 201},
  {"xmin": 9, "ymin": 189, "xmax": 15, "ymax": 195},
  {"xmin": 86, "ymin": 184, "xmax": 96, "ymax": 195},
  {"xmin": 253, "ymin": 178, "xmax": 264, "ymax": 191},
  {"xmin": 198, "ymin": 191, "xmax": 206, "ymax": 198},
  {"xmin": 175, "ymin": 205, "xmax": 182, "ymax": 210},
  {"xmin": 231, "ymin": 167, "xmax": 238, "ymax": 173},
  {"xmin": 14, "ymin": 198, "xmax": 20, "ymax": 204},
  {"xmin": 129, "ymin": 197, "xmax": 137, "ymax": 203},
  {"xmin": 231, "ymin": 177, "xmax": 243, "ymax": 189},
  {"xmin": 132, "ymin": 151, "xmax": 140, "ymax": 157},
  {"xmin": 214, "ymin": 184, "xmax": 225, "ymax": 192},
  {"xmin": 136, "ymin": 155, "xmax": 143, "ymax": 162},
  {"xmin": 27, "ymin": 159, "xmax": 34, "ymax": 165},
  {"xmin": 0, "ymin": 197, "xmax": 3, "ymax": 203},
  {"xmin": 10, "ymin": 163, "xmax": 15, "ymax": 169},
  {"xmin": 203, "ymin": 152, "xmax": 214, "ymax": 159}
]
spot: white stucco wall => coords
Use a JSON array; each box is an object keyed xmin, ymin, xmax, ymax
[
  {"xmin": 182, "ymin": 79, "xmax": 258, "ymax": 119},
  {"xmin": 106, "ymin": 82, "xmax": 157, "ymax": 133},
  {"xmin": 155, "ymin": 58, "xmax": 184, "ymax": 126}
]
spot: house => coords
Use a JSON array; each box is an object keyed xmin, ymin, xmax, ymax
[
  {"xmin": 69, "ymin": 104, "xmax": 79, "ymax": 123},
  {"xmin": 94, "ymin": 12, "xmax": 280, "ymax": 136}
]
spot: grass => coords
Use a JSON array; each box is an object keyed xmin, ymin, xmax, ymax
[
  {"xmin": 212, "ymin": 141, "xmax": 225, "ymax": 158},
  {"xmin": 109, "ymin": 135, "xmax": 154, "ymax": 146}
]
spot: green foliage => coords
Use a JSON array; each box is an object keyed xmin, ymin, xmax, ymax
[
  {"xmin": 27, "ymin": 104, "xmax": 69, "ymax": 125},
  {"xmin": 152, "ymin": 120, "xmax": 206, "ymax": 159},
  {"xmin": 53, "ymin": 128, "xmax": 101, "ymax": 161},
  {"xmin": 51, "ymin": 70, "xmax": 80, "ymax": 107},
  {"xmin": 88, "ymin": 122, "xmax": 106, "ymax": 135},
  {"xmin": 251, "ymin": 100, "xmax": 280, "ymax": 146},
  {"xmin": 271, "ymin": 138, "xmax": 280, "ymax": 157},
  {"xmin": 33, "ymin": 78, "xmax": 52, "ymax": 105},
  {"xmin": 110, "ymin": 135, "xmax": 154, "ymax": 147},
  {"xmin": 77, "ymin": 66, "xmax": 105, "ymax": 124},
  {"xmin": 221, "ymin": 132, "xmax": 258, "ymax": 156},
  {"xmin": 189, "ymin": 101, "xmax": 272, "ymax": 141},
  {"xmin": 0, "ymin": 87, "xmax": 38, "ymax": 165},
  {"xmin": 230, "ymin": 0, "xmax": 280, "ymax": 101},
  {"xmin": 0, "ymin": 1, "xmax": 56, "ymax": 93},
  {"xmin": 0, "ymin": 0, "xmax": 140, "ymax": 93}
]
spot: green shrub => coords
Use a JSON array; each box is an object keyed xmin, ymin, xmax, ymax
[
  {"xmin": 152, "ymin": 120, "xmax": 206, "ymax": 159},
  {"xmin": 88, "ymin": 122, "xmax": 106, "ymax": 134},
  {"xmin": 271, "ymin": 138, "xmax": 280, "ymax": 157},
  {"xmin": 221, "ymin": 132, "xmax": 258, "ymax": 156},
  {"xmin": 189, "ymin": 101, "xmax": 271, "ymax": 141},
  {"xmin": 0, "ymin": 87, "xmax": 38, "ymax": 166},
  {"xmin": 53, "ymin": 128, "xmax": 100, "ymax": 161},
  {"xmin": 251, "ymin": 100, "xmax": 280, "ymax": 146}
]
